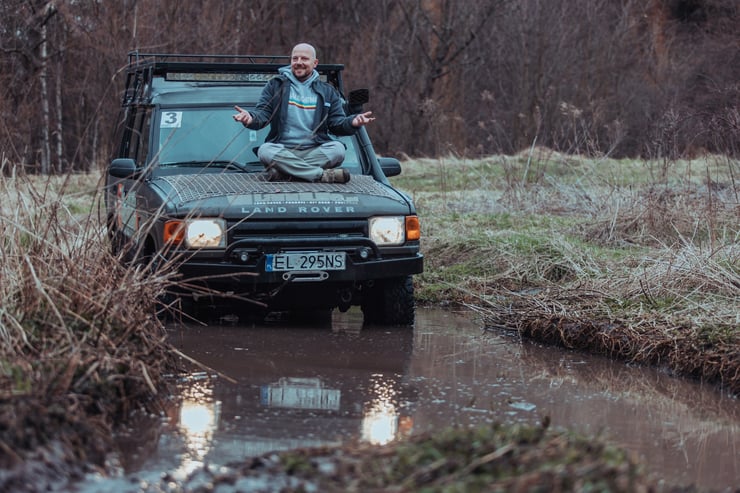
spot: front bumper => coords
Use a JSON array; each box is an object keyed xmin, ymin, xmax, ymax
[{"xmin": 174, "ymin": 251, "xmax": 424, "ymax": 288}]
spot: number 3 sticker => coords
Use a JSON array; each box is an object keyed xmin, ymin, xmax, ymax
[{"xmin": 160, "ymin": 111, "xmax": 182, "ymax": 128}]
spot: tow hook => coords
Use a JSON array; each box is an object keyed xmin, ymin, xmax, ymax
[{"xmin": 281, "ymin": 271, "xmax": 329, "ymax": 282}]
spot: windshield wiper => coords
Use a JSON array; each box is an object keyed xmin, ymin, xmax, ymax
[{"xmin": 160, "ymin": 160, "xmax": 263, "ymax": 172}]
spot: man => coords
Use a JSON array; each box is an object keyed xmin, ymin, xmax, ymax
[{"xmin": 233, "ymin": 43, "xmax": 374, "ymax": 183}]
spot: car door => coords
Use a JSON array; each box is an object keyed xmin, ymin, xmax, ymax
[{"xmin": 106, "ymin": 105, "xmax": 152, "ymax": 251}]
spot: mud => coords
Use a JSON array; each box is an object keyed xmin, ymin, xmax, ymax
[{"xmin": 76, "ymin": 307, "xmax": 738, "ymax": 492}]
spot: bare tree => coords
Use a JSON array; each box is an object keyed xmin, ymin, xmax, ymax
[
  {"xmin": 0, "ymin": 0, "xmax": 737, "ymax": 174},
  {"xmin": 467, "ymin": 0, "xmax": 658, "ymax": 156}
]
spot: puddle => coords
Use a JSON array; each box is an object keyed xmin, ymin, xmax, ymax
[{"xmin": 80, "ymin": 307, "xmax": 738, "ymax": 491}]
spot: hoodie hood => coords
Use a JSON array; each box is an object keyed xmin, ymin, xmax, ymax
[{"xmin": 278, "ymin": 65, "xmax": 319, "ymax": 86}]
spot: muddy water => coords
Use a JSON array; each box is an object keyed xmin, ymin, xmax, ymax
[{"xmin": 87, "ymin": 307, "xmax": 738, "ymax": 491}]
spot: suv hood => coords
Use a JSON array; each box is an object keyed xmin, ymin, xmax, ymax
[{"xmin": 151, "ymin": 173, "xmax": 413, "ymax": 219}]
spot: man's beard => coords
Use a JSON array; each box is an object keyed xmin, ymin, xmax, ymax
[{"xmin": 293, "ymin": 66, "xmax": 311, "ymax": 82}]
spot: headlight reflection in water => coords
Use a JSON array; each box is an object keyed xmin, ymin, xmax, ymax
[
  {"xmin": 175, "ymin": 378, "xmax": 220, "ymax": 476},
  {"xmin": 361, "ymin": 374, "xmax": 403, "ymax": 445}
]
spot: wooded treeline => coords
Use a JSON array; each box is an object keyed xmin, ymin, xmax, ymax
[{"xmin": 1, "ymin": 0, "xmax": 737, "ymax": 174}]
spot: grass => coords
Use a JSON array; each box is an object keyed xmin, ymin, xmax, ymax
[
  {"xmin": 0, "ymin": 150, "xmax": 737, "ymax": 490},
  {"xmin": 0, "ymin": 169, "xmax": 174, "ymax": 483},
  {"xmin": 187, "ymin": 421, "xmax": 666, "ymax": 493},
  {"xmin": 392, "ymin": 151, "xmax": 740, "ymax": 395}
]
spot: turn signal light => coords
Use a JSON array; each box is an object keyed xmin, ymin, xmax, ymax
[
  {"xmin": 164, "ymin": 220, "xmax": 185, "ymax": 245},
  {"xmin": 405, "ymin": 215, "xmax": 421, "ymax": 241}
]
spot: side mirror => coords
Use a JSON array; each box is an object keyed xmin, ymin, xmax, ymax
[
  {"xmin": 109, "ymin": 158, "xmax": 138, "ymax": 179},
  {"xmin": 379, "ymin": 157, "xmax": 402, "ymax": 178},
  {"xmin": 348, "ymin": 89, "xmax": 369, "ymax": 114}
]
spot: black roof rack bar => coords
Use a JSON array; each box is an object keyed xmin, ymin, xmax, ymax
[
  {"xmin": 149, "ymin": 61, "xmax": 345, "ymax": 75},
  {"xmin": 127, "ymin": 51, "xmax": 293, "ymax": 66},
  {"xmin": 125, "ymin": 51, "xmax": 344, "ymax": 76}
]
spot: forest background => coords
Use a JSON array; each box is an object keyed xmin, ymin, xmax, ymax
[{"xmin": 0, "ymin": 0, "xmax": 738, "ymax": 175}]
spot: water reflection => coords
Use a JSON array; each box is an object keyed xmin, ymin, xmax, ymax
[
  {"xmin": 173, "ymin": 378, "xmax": 220, "ymax": 476},
  {"xmin": 106, "ymin": 307, "xmax": 738, "ymax": 492},
  {"xmin": 158, "ymin": 308, "xmax": 418, "ymax": 466},
  {"xmin": 262, "ymin": 377, "xmax": 341, "ymax": 411},
  {"xmin": 361, "ymin": 374, "xmax": 401, "ymax": 445}
]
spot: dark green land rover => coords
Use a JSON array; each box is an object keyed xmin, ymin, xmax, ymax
[{"xmin": 105, "ymin": 52, "xmax": 423, "ymax": 325}]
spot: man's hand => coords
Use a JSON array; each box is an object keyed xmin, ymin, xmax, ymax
[
  {"xmin": 352, "ymin": 111, "xmax": 375, "ymax": 127},
  {"xmin": 233, "ymin": 105, "xmax": 253, "ymax": 126}
]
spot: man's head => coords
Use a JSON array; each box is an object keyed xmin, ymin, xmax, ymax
[{"xmin": 290, "ymin": 43, "xmax": 318, "ymax": 82}]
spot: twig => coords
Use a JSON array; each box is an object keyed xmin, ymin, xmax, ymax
[
  {"xmin": 435, "ymin": 443, "xmax": 516, "ymax": 487},
  {"xmin": 170, "ymin": 347, "xmax": 238, "ymax": 384},
  {"xmin": 139, "ymin": 360, "xmax": 157, "ymax": 395}
]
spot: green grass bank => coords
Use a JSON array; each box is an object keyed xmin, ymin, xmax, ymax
[{"xmin": 392, "ymin": 150, "xmax": 739, "ymax": 395}]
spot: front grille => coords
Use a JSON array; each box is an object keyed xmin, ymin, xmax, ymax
[
  {"xmin": 230, "ymin": 219, "xmax": 370, "ymax": 254},
  {"xmin": 232, "ymin": 218, "xmax": 367, "ymax": 238},
  {"xmin": 227, "ymin": 218, "xmax": 374, "ymax": 259}
]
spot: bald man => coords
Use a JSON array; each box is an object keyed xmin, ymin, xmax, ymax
[{"xmin": 234, "ymin": 43, "xmax": 374, "ymax": 183}]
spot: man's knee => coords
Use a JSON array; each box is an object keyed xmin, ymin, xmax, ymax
[
  {"xmin": 319, "ymin": 141, "xmax": 346, "ymax": 168},
  {"xmin": 258, "ymin": 143, "xmax": 284, "ymax": 164}
]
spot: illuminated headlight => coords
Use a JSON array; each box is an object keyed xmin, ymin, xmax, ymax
[
  {"xmin": 369, "ymin": 216, "xmax": 405, "ymax": 246},
  {"xmin": 185, "ymin": 219, "xmax": 225, "ymax": 248},
  {"xmin": 165, "ymin": 218, "xmax": 226, "ymax": 248}
]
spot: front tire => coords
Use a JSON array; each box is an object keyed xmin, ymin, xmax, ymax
[{"xmin": 361, "ymin": 276, "xmax": 415, "ymax": 326}]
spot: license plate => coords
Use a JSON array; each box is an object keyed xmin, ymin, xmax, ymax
[{"xmin": 265, "ymin": 252, "xmax": 346, "ymax": 272}]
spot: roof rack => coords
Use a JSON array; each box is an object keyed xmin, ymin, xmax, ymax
[
  {"xmin": 121, "ymin": 51, "xmax": 345, "ymax": 106},
  {"xmin": 127, "ymin": 51, "xmax": 299, "ymax": 66}
]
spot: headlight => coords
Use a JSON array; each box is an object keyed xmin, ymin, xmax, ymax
[
  {"xmin": 369, "ymin": 216, "xmax": 405, "ymax": 246},
  {"xmin": 164, "ymin": 218, "xmax": 226, "ymax": 249},
  {"xmin": 186, "ymin": 219, "xmax": 225, "ymax": 248}
]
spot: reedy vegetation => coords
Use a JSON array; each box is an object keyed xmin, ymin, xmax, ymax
[
  {"xmin": 392, "ymin": 149, "xmax": 739, "ymax": 394},
  {"xmin": 0, "ymin": 162, "xmax": 172, "ymax": 476}
]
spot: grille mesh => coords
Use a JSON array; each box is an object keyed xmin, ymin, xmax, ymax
[{"xmin": 156, "ymin": 173, "xmax": 401, "ymax": 205}]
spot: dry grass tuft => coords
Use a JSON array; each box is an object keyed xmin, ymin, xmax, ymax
[{"xmin": 0, "ymin": 172, "xmax": 174, "ymax": 482}]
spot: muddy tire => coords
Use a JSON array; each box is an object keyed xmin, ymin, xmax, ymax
[{"xmin": 361, "ymin": 275, "xmax": 415, "ymax": 326}]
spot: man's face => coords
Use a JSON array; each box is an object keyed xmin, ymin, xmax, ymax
[{"xmin": 290, "ymin": 46, "xmax": 318, "ymax": 82}]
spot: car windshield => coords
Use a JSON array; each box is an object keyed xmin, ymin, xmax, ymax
[{"xmin": 155, "ymin": 107, "xmax": 361, "ymax": 173}]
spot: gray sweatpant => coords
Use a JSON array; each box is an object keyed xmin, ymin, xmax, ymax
[{"xmin": 258, "ymin": 141, "xmax": 345, "ymax": 181}]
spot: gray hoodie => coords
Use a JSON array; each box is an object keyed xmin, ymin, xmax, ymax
[
  {"xmin": 245, "ymin": 66, "xmax": 358, "ymax": 147},
  {"xmin": 278, "ymin": 66, "xmax": 320, "ymax": 148}
]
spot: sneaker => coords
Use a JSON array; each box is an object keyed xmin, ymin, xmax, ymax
[{"xmin": 319, "ymin": 168, "xmax": 350, "ymax": 184}]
